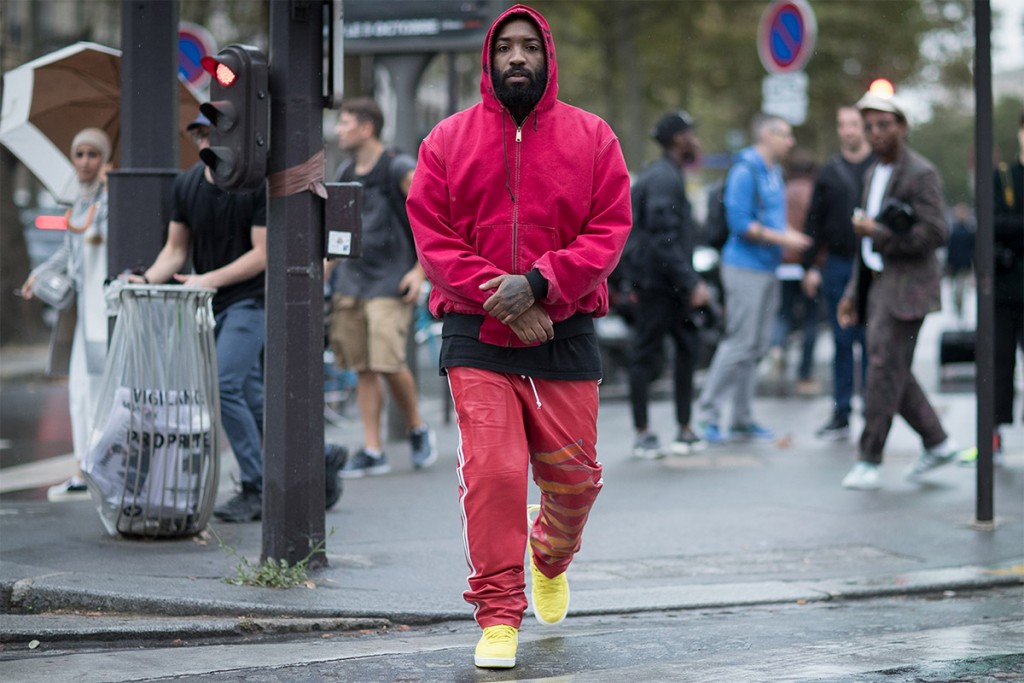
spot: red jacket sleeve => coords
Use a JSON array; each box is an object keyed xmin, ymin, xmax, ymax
[{"xmin": 532, "ymin": 135, "xmax": 632, "ymax": 305}]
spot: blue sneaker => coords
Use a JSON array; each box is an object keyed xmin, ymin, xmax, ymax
[
  {"xmin": 698, "ymin": 421, "xmax": 727, "ymax": 444},
  {"xmin": 730, "ymin": 422, "xmax": 775, "ymax": 441}
]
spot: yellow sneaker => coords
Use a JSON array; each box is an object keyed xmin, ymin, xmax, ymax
[
  {"xmin": 474, "ymin": 624, "xmax": 517, "ymax": 668},
  {"xmin": 527, "ymin": 504, "xmax": 570, "ymax": 625}
]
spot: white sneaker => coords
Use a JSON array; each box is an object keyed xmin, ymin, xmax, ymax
[
  {"xmin": 908, "ymin": 440, "xmax": 959, "ymax": 479},
  {"xmin": 47, "ymin": 476, "xmax": 90, "ymax": 502},
  {"xmin": 631, "ymin": 432, "xmax": 663, "ymax": 459},
  {"xmin": 842, "ymin": 462, "xmax": 880, "ymax": 490}
]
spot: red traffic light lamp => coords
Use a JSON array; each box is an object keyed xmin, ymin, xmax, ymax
[
  {"xmin": 199, "ymin": 45, "xmax": 269, "ymax": 192},
  {"xmin": 868, "ymin": 78, "xmax": 895, "ymax": 98}
]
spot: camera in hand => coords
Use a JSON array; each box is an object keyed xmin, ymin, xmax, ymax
[{"xmin": 877, "ymin": 198, "xmax": 915, "ymax": 234}]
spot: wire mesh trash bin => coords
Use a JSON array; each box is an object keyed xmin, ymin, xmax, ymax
[{"xmin": 83, "ymin": 284, "xmax": 220, "ymax": 537}]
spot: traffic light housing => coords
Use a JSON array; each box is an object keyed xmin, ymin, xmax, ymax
[{"xmin": 199, "ymin": 45, "xmax": 269, "ymax": 192}]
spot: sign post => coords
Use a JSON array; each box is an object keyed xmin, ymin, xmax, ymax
[{"xmin": 758, "ymin": 0, "xmax": 816, "ymax": 125}]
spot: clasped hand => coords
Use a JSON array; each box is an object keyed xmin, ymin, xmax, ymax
[{"xmin": 480, "ymin": 273, "xmax": 553, "ymax": 344}]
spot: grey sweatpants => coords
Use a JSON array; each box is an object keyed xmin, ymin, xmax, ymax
[{"xmin": 697, "ymin": 265, "xmax": 779, "ymax": 427}]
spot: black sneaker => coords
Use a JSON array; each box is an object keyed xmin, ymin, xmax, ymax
[
  {"xmin": 213, "ymin": 485, "xmax": 262, "ymax": 523},
  {"xmin": 339, "ymin": 448, "xmax": 391, "ymax": 479},
  {"xmin": 409, "ymin": 425, "xmax": 438, "ymax": 469},
  {"xmin": 815, "ymin": 415, "xmax": 850, "ymax": 441},
  {"xmin": 325, "ymin": 444, "xmax": 347, "ymax": 509}
]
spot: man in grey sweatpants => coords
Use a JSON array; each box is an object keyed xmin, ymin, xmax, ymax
[{"xmin": 696, "ymin": 114, "xmax": 810, "ymax": 444}]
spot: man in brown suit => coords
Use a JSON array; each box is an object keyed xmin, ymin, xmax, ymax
[{"xmin": 836, "ymin": 90, "xmax": 958, "ymax": 490}]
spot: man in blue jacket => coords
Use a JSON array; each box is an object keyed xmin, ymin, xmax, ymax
[{"xmin": 696, "ymin": 113, "xmax": 810, "ymax": 443}]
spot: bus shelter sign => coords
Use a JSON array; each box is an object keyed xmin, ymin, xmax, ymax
[{"xmin": 343, "ymin": 0, "xmax": 502, "ymax": 54}]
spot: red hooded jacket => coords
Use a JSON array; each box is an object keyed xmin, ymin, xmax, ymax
[{"xmin": 406, "ymin": 4, "xmax": 632, "ymax": 348}]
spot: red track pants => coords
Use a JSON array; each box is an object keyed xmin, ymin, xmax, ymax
[{"xmin": 447, "ymin": 366, "xmax": 603, "ymax": 628}]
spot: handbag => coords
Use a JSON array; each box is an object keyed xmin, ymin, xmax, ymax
[{"xmin": 32, "ymin": 267, "xmax": 75, "ymax": 311}]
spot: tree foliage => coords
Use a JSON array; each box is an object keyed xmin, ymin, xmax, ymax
[
  {"xmin": 530, "ymin": 0, "xmax": 973, "ymax": 176},
  {"xmin": 912, "ymin": 94, "xmax": 1024, "ymax": 204}
]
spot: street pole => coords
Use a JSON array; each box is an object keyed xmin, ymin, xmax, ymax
[
  {"xmin": 263, "ymin": 0, "xmax": 327, "ymax": 567},
  {"xmin": 108, "ymin": 0, "xmax": 180, "ymax": 277},
  {"xmin": 973, "ymin": 0, "xmax": 995, "ymax": 528}
]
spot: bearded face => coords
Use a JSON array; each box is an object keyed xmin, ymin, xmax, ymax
[{"xmin": 491, "ymin": 62, "xmax": 547, "ymax": 112}]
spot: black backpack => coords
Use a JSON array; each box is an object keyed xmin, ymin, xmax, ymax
[
  {"xmin": 703, "ymin": 158, "xmax": 759, "ymax": 250},
  {"xmin": 335, "ymin": 148, "xmax": 414, "ymax": 249}
]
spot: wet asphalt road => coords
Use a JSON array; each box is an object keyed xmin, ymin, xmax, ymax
[
  {"xmin": 4, "ymin": 587, "xmax": 1021, "ymax": 682},
  {"xmin": 0, "ymin": 375, "xmax": 73, "ymax": 477}
]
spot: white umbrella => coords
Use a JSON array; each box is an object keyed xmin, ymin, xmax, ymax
[{"xmin": 0, "ymin": 41, "xmax": 203, "ymax": 205}]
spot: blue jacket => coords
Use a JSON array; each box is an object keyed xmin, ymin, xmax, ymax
[{"xmin": 721, "ymin": 147, "xmax": 786, "ymax": 273}]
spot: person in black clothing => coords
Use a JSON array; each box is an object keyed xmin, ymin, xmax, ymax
[
  {"xmin": 626, "ymin": 111, "xmax": 710, "ymax": 458},
  {"xmin": 132, "ymin": 112, "xmax": 346, "ymax": 522},
  {"xmin": 801, "ymin": 106, "xmax": 874, "ymax": 440},
  {"xmin": 945, "ymin": 202, "xmax": 976, "ymax": 319},
  {"xmin": 988, "ymin": 110, "xmax": 1024, "ymax": 457}
]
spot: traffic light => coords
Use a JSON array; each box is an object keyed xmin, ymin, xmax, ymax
[
  {"xmin": 199, "ymin": 45, "xmax": 269, "ymax": 192},
  {"xmin": 868, "ymin": 78, "xmax": 895, "ymax": 98}
]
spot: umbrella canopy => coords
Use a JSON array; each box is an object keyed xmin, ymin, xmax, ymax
[{"xmin": 0, "ymin": 41, "xmax": 203, "ymax": 205}]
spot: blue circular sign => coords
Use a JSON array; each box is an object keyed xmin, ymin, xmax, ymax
[
  {"xmin": 758, "ymin": 0, "xmax": 817, "ymax": 73},
  {"xmin": 179, "ymin": 22, "xmax": 217, "ymax": 88}
]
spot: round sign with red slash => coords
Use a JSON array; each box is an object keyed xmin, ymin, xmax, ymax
[
  {"xmin": 757, "ymin": 0, "xmax": 817, "ymax": 74},
  {"xmin": 179, "ymin": 21, "xmax": 218, "ymax": 89}
]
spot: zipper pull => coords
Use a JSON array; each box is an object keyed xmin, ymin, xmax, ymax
[{"xmin": 516, "ymin": 127, "xmax": 522, "ymax": 143}]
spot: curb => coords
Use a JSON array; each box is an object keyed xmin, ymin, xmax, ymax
[
  {"xmin": 3, "ymin": 564, "xmax": 1021, "ymax": 634},
  {"xmin": 0, "ymin": 615, "xmax": 392, "ymax": 645}
]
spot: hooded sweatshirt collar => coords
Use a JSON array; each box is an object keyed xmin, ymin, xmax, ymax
[{"xmin": 480, "ymin": 4, "xmax": 558, "ymax": 116}]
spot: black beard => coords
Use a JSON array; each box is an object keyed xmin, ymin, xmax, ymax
[{"xmin": 491, "ymin": 64, "xmax": 546, "ymax": 114}]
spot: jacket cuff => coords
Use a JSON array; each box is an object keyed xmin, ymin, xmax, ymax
[{"xmin": 525, "ymin": 269, "xmax": 549, "ymax": 302}]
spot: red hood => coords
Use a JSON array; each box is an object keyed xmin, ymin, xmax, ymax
[{"xmin": 479, "ymin": 4, "xmax": 559, "ymax": 115}]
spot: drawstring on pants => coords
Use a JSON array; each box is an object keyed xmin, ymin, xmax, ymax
[{"xmin": 524, "ymin": 376, "xmax": 542, "ymax": 409}]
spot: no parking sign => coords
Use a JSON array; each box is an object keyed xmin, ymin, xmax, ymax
[
  {"xmin": 757, "ymin": 0, "xmax": 817, "ymax": 74},
  {"xmin": 758, "ymin": 0, "xmax": 816, "ymax": 125},
  {"xmin": 179, "ymin": 22, "xmax": 217, "ymax": 90}
]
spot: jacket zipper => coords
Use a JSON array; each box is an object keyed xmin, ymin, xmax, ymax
[
  {"xmin": 508, "ymin": 114, "xmax": 523, "ymax": 347},
  {"xmin": 513, "ymin": 122, "xmax": 522, "ymax": 270}
]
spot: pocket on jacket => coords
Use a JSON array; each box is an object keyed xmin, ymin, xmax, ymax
[{"xmin": 515, "ymin": 223, "xmax": 559, "ymax": 269}]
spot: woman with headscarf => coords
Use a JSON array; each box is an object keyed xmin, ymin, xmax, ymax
[{"xmin": 20, "ymin": 127, "xmax": 111, "ymax": 500}]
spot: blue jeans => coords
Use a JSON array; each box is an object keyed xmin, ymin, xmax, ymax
[
  {"xmin": 214, "ymin": 299, "xmax": 265, "ymax": 490},
  {"xmin": 823, "ymin": 255, "xmax": 866, "ymax": 420}
]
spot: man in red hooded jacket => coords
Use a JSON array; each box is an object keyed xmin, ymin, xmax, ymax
[{"xmin": 406, "ymin": 4, "xmax": 631, "ymax": 669}]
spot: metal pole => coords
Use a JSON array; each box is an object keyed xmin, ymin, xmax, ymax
[
  {"xmin": 109, "ymin": 0, "xmax": 179, "ymax": 277},
  {"xmin": 264, "ymin": 0, "xmax": 327, "ymax": 567},
  {"xmin": 973, "ymin": 0, "xmax": 995, "ymax": 527}
]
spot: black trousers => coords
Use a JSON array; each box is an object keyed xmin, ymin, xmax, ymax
[
  {"xmin": 995, "ymin": 301, "xmax": 1024, "ymax": 426},
  {"xmin": 628, "ymin": 289, "xmax": 699, "ymax": 432}
]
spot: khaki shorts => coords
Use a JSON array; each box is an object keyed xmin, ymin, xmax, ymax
[{"xmin": 329, "ymin": 295, "xmax": 413, "ymax": 373}]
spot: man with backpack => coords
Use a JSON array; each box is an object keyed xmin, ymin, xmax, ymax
[
  {"xmin": 327, "ymin": 97, "xmax": 437, "ymax": 477},
  {"xmin": 695, "ymin": 113, "xmax": 810, "ymax": 443}
]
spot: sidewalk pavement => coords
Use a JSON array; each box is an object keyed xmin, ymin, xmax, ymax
[{"xmin": 1, "ymin": 307, "xmax": 1022, "ymax": 643}]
